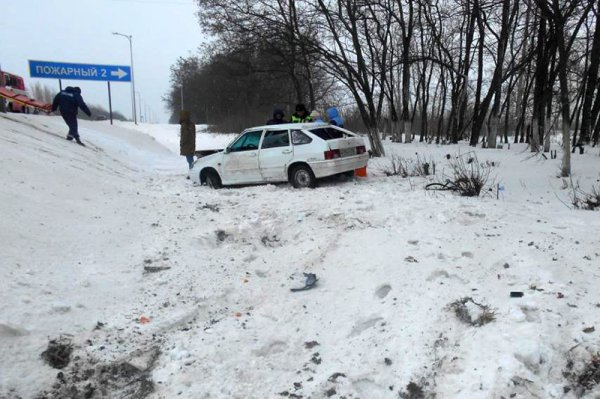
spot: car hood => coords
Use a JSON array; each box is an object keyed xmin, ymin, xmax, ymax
[{"xmin": 193, "ymin": 151, "xmax": 223, "ymax": 169}]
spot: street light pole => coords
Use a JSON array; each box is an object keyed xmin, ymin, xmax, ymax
[
  {"xmin": 135, "ymin": 91, "xmax": 143, "ymax": 122},
  {"xmin": 112, "ymin": 32, "xmax": 137, "ymax": 125}
]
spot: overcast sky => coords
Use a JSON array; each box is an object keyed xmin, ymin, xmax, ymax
[{"xmin": 0, "ymin": 0, "xmax": 204, "ymax": 123}]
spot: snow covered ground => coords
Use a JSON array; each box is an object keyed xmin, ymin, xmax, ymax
[{"xmin": 1, "ymin": 113, "xmax": 599, "ymax": 399}]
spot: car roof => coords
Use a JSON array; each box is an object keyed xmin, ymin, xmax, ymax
[{"xmin": 245, "ymin": 122, "xmax": 330, "ymax": 131}]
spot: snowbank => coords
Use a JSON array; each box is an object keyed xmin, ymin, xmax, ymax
[
  {"xmin": 113, "ymin": 121, "xmax": 236, "ymax": 154},
  {"xmin": 1, "ymin": 114, "xmax": 599, "ymax": 398}
]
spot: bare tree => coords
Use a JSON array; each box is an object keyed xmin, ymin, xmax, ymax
[
  {"xmin": 536, "ymin": 0, "xmax": 595, "ymax": 176},
  {"xmin": 579, "ymin": 0, "xmax": 600, "ymax": 146}
]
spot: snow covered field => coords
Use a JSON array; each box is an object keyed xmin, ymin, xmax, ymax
[{"xmin": 1, "ymin": 114, "xmax": 599, "ymax": 399}]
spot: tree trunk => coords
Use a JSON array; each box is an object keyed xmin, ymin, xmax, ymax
[
  {"xmin": 580, "ymin": 0, "xmax": 600, "ymax": 144},
  {"xmin": 543, "ymin": 117, "xmax": 551, "ymax": 152},
  {"xmin": 591, "ymin": 92, "xmax": 600, "ymax": 144},
  {"xmin": 367, "ymin": 125, "xmax": 385, "ymax": 157},
  {"xmin": 543, "ymin": 99, "xmax": 552, "ymax": 152},
  {"xmin": 488, "ymin": 116, "xmax": 499, "ymax": 148},
  {"xmin": 470, "ymin": 2, "xmax": 485, "ymax": 146},
  {"xmin": 503, "ymin": 97, "xmax": 510, "ymax": 144},
  {"xmin": 438, "ymin": 71, "xmax": 447, "ymax": 143},
  {"xmin": 555, "ymin": 15, "xmax": 571, "ymax": 176},
  {"xmin": 404, "ymin": 121, "xmax": 413, "ymax": 143},
  {"xmin": 531, "ymin": 118, "xmax": 539, "ymax": 150}
]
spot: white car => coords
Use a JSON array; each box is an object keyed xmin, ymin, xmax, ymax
[{"xmin": 191, "ymin": 123, "xmax": 369, "ymax": 188}]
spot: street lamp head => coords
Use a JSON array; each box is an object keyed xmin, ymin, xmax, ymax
[{"xmin": 112, "ymin": 32, "xmax": 132, "ymax": 39}]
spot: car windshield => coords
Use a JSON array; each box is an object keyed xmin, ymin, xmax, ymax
[
  {"xmin": 307, "ymin": 127, "xmax": 346, "ymax": 140},
  {"xmin": 229, "ymin": 130, "xmax": 262, "ymax": 152}
]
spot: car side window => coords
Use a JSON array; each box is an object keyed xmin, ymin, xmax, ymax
[
  {"xmin": 292, "ymin": 130, "xmax": 312, "ymax": 145},
  {"xmin": 261, "ymin": 130, "xmax": 289, "ymax": 149},
  {"xmin": 229, "ymin": 130, "xmax": 262, "ymax": 152}
]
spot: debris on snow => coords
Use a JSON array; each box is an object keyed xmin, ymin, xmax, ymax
[
  {"xmin": 143, "ymin": 266, "xmax": 171, "ymax": 274},
  {"xmin": 399, "ymin": 381, "xmax": 426, "ymax": 399},
  {"xmin": 41, "ymin": 337, "xmax": 73, "ymax": 369},
  {"xmin": 328, "ymin": 372, "xmax": 346, "ymax": 382},
  {"xmin": 304, "ymin": 341, "xmax": 320, "ymax": 349},
  {"xmin": 290, "ymin": 273, "xmax": 318, "ymax": 292},
  {"xmin": 448, "ymin": 297, "xmax": 495, "ymax": 327}
]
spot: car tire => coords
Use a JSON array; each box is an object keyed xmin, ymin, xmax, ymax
[
  {"xmin": 290, "ymin": 165, "xmax": 316, "ymax": 189},
  {"xmin": 204, "ymin": 170, "xmax": 222, "ymax": 189}
]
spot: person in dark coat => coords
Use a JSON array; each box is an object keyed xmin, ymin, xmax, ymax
[
  {"xmin": 51, "ymin": 86, "xmax": 91, "ymax": 146},
  {"xmin": 266, "ymin": 108, "xmax": 288, "ymax": 125},
  {"xmin": 179, "ymin": 110, "xmax": 196, "ymax": 170},
  {"xmin": 326, "ymin": 107, "xmax": 344, "ymax": 128},
  {"xmin": 291, "ymin": 104, "xmax": 312, "ymax": 123}
]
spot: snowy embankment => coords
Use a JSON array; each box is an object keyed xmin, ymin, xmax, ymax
[
  {"xmin": 117, "ymin": 121, "xmax": 235, "ymax": 154},
  {"xmin": 1, "ymin": 114, "xmax": 599, "ymax": 399}
]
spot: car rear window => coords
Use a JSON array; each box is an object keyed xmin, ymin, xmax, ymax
[
  {"xmin": 307, "ymin": 127, "xmax": 345, "ymax": 140},
  {"xmin": 291, "ymin": 130, "xmax": 312, "ymax": 145}
]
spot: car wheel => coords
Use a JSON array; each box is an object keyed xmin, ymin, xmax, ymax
[
  {"xmin": 204, "ymin": 170, "xmax": 222, "ymax": 189},
  {"xmin": 290, "ymin": 165, "xmax": 316, "ymax": 188}
]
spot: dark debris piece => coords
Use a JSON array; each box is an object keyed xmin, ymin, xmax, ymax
[
  {"xmin": 328, "ymin": 372, "xmax": 346, "ymax": 382},
  {"xmin": 291, "ymin": 273, "xmax": 318, "ymax": 292},
  {"xmin": 41, "ymin": 337, "xmax": 73, "ymax": 369},
  {"xmin": 304, "ymin": 341, "xmax": 320, "ymax": 349}
]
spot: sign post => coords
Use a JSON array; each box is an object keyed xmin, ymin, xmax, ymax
[
  {"xmin": 29, "ymin": 60, "xmax": 132, "ymax": 122},
  {"xmin": 107, "ymin": 82, "xmax": 113, "ymax": 125}
]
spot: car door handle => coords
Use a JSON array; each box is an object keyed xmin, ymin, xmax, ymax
[
  {"xmin": 248, "ymin": 152, "xmax": 257, "ymax": 157},
  {"xmin": 282, "ymin": 149, "xmax": 292, "ymax": 154}
]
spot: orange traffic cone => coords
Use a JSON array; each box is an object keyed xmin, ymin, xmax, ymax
[{"xmin": 355, "ymin": 166, "xmax": 367, "ymax": 177}]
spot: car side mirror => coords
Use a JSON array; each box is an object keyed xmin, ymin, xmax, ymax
[{"xmin": 224, "ymin": 147, "xmax": 230, "ymax": 154}]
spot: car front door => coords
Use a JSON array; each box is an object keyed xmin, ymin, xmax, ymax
[
  {"xmin": 221, "ymin": 130, "xmax": 263, "ymax": 184},
  {"xmin": 259, "ymin": 129, "xmax": 293, "ymax": 182}
]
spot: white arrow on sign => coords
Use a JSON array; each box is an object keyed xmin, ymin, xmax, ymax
[{"xmin": 110, "ymin": 68, "xmax": 128, "ymax": 79}]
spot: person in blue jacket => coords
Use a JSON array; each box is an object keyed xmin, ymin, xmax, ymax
[
  {"xmin": 52, "ymin": 86, "xmax": 91, "ymax": 146},
  {"xmin": 326, "ymin": 107, "xmax": 344, "ymax": 128}
]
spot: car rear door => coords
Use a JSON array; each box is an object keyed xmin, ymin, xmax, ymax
[
  {"xmin": 221, "ymin": 130, "xmax": 263, "ymax": 184},
  {"xmin": 311, "ymin": 126, "xmax": 365, "ymax": 157},
  {"xmin": 258, "ymin": 129, "xmax": 293, "ymax": 182}
]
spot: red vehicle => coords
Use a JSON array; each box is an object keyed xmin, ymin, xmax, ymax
[{"xmin": 1, "ymin": 71, "xmax": 29, "ymax": 113}]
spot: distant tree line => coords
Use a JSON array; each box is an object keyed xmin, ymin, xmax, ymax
[
  {"xmin": 164, "ymin": 40, "xmax": 341, "ymax": 132},
  {"xmin": 165, "ymin": 0, "xmax": 599, "ymax": 175}
]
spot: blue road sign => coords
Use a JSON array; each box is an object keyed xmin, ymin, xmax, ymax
[{"xmin": 29, "ymin": 60, "xmax": 131, "ymax": 82}]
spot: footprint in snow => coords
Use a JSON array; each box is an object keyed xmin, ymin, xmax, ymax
[
  {"xmin": 348, "ymin": 316, "xmax": 384, "ymax": 338},
  {"xmin": 426, "ymin": 269, "xmax": 466, "ymax": 284},
  {"xmin": 375, "ymin": 284, "xmax": 392, "ymax": 299},
  {"xmin": 253, "ymin": 340, "xmax": 288, "ymax": 357}
]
